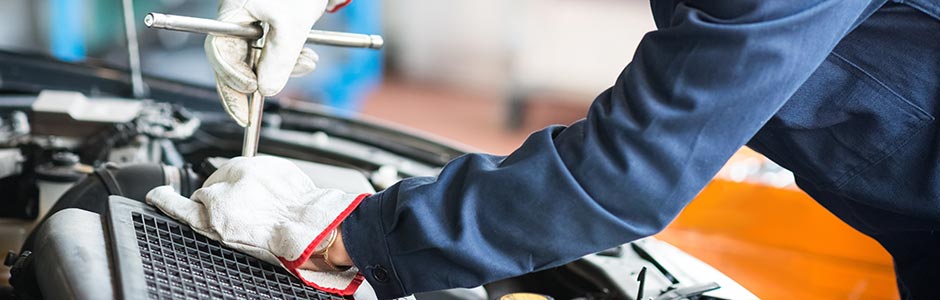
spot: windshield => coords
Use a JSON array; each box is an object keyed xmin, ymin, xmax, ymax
[{"xmin": 1, "ymin": 0, "xmax": 218, "ymax": 87}]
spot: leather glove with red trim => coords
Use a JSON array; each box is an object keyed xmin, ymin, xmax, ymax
[
  {"xmin": 207, "ymin": 0, "xmax": 352, "ymax": 126},
  {"xmin": 145, "ymin": 156, "xmax": 367, "ymax": 295}
]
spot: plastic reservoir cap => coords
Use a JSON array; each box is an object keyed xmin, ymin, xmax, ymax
[
  {"xmin": 32, "ymin": 90, "xmax": 143, "ymax": 123},
  {"xmin": 498, "ymin": 293, "xmax": 554, "ymax": 300}
]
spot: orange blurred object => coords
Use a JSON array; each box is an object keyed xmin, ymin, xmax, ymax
[{"xmin": 658, "ymin": 180, "xmax": 898, "ymax": 300}]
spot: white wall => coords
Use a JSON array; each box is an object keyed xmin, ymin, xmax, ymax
[
  {"xmin": 0, "ymin": 1, "xmax": 41, "ymax": 53},
  {"xmin": 386, "ymin": 0, "xmax": 657, "ymax": 100}
]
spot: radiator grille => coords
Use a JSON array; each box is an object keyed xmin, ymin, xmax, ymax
[{"xmin": 132, "ymin": 212, "xmax": 350, "ymax": 300}]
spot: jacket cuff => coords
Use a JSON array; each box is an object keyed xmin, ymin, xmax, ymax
[
  {"xmin": 342, "ymin": 191, "xmax": 409, "ymax": 298},
  {"xmin": 277, "ymin": 193, "xmax": 369, "ymax": 295},
  {"xmin": 326, "ymin": 0, "xmax": 352, "ymax": 13}
]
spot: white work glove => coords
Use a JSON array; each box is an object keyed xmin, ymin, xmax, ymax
[
  {"xmin": 145, "ymin": 156, "xmax": 368, "ymax": 295},
  {"xmin": 207, "ymin": 0, "xmax": 352, "ymax": 126}
]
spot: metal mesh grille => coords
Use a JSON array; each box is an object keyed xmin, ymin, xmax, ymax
[{"xmin": 132, "ymin": 212, "xmax": 351, "ymax": 300}]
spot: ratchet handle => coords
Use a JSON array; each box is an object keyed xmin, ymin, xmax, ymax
[{"xmin": 144, "ymin": 13, "xmax": 384, "ymax": 50}]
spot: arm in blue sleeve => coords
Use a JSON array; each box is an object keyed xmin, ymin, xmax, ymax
[{"xmin": 342, "ymin": 1, "xmax": 882, "ymax": 298}]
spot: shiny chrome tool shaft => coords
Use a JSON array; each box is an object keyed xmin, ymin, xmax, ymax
[
  {"xmin": 240, "ymin": 22, "xmax": 268, "ymax": 158},
  {"xmin": 144, "ymin": 13, "xmax": 384, "ymax": 49}
]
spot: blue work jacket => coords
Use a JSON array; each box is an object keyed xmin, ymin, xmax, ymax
[{"xmin": 343, "ymin": 1, "xmax": 940, "ymax": 299}]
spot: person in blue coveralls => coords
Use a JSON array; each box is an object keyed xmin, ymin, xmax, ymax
[{"xmin": 146, "ymin": 0, "xmax": 940, "ymax": 299}]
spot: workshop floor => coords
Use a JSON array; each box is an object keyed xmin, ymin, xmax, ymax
[{"xmin": 360, "ymin": 80, "xmax": 899, "ymax": 300}]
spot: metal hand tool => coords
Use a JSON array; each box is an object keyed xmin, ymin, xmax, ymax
[
  {"xmin": 143, "ymin": 13, "xmax": 384, "ymax": 157},
  {"xmin": 145, "ymin": 13, "xmax": 384, "ymax": 49}
]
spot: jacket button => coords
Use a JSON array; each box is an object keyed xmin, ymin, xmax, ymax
[{"xmin": 371, "ymin": 266, "xmax": 389, "ymax": 283}]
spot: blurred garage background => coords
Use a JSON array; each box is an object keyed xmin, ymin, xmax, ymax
[{"xmin": 0, "ymin": 0, "xmax": 898, "ymax": 299}]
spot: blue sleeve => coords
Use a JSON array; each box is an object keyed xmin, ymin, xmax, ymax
[{"xmin": 342, "ymin": 1, "xmax": 882, "ymax": 298}]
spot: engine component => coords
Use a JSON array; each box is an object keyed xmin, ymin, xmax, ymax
[
  {"xmin": 9, "ymin": 209, "xmax": 114, "ymax": 300},
  {"xmin": 10, "ymin": 111, "xmax": 29, "ymax": 138},
  {"xmin": 135, "ymin": 102, "xmax": 200, "ymax": 141},
  {"xmin": 499, "ymin": 293, "xmax": 554, "ymax": 300},
  {"xmin": 0, "ymin": 148, "xmax": 35, "ymax": 289},
  {"xmin": 0, "ymin": 111, "xmax": 29, "ymax": 145},
  {"xmin": 31, "ymin": 90, "xmax": 143, "ymax": 138},
  {"xmin": 35, "ymin": 152, "xmax": 88, "ymax": 220},
  {"xmin": 9, "ymin": 162, "xmax": 202, "ymax": 297},
  {"xmin": 0, "ymin": 148, "xmax": 37, "ymax": 220},
  {"xmin": 654, "ymin": 282, "xmax": 720, "ymax": 300},
  {"xmin": 0, "ymin": 148, "xmax": 23, "ymax": 179}
]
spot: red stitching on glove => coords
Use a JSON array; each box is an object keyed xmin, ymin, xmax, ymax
[
  {"xmin": 326, "ymin": 0, "xmax": 352, "ymax": 13},
  {"xmin": 287, "ymin": 270, "xmax": 365, "ymax": 296},
  {"xmin": 278, "ymin": 193, "xmax": 369, "ymax": 295}
]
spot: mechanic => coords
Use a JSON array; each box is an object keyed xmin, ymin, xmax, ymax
[{"xmin": 146, "ymin": 0, "xmax": 940, "ymax": 299}]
